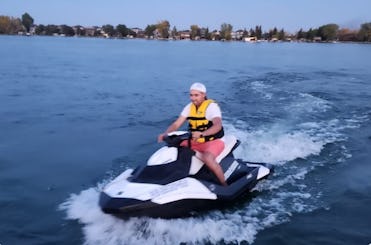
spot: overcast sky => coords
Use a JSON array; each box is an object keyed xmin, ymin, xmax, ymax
[{"xmin": 1, "ymin": 0, "xmax": 370, "ymax": 32}]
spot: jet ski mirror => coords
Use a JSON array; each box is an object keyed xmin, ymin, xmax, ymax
[{"xmin": 163, "ymin": 131, "xmax": 191, "ymax": 147}]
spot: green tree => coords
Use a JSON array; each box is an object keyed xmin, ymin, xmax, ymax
[
  {"xmin": 145, "ymin": 24, "xmax": 157, "ymax": 37},
  {"xmin": 203, "ymin": 27, "xmax": 211, "ymax": 40},
  {"xmin": 21, "ymin": 12, "xmax": 34, "ymax": 33},
  {"xmin": 358, "ymin": 22, "xmax": 371, "ymax": 42},
  {"xmin": 207, "ymin": 28, "xmax": 211, "ymax": 40},
  {"xmin": 278, "ymin": 28, "xmax": 285, "ymax": 40},
  {"xmin": 249, "ymin": 28, "xmax": 255, "ymax": 37},
  {"xmin": 45, "ymin": 25, "xmax": 59, "ymax": 35},
  {"xmin": 272, "ymin": 27, "xmax": 278, "ymax": 39},
  {"xmin": 35, "ymin": 24, "xmax": 45, "ymax": 35},
  {"xmin": 171, "ymin": 26, "xmax": 178, "ymax": 38},
  {"xmin": 116, "ymin": 24, "xmax": 129, "ymax": 37},
  {"xmin": 60, "ymin": 25, "xmax": 75, "ymax": 36},
  {"xmin": 157, "ymin": 20, "xmax": 170, "ymax": 38},
  {"xmin": 242, "ymin": 28, "xmax": 248, "ymax": 38},
  {"xmin": 102, "ymin": 24, "xmax": 115, "ymax": 37},
  {"xmin": 190, "ymin": 25, "xmax": 200, "ymax": 40},
  {"xmin": 306, "ymin": 28, "xmax": 318, "ymax": 40},
  {"xmin": 296, "ymin": 28, "xmax": 306, "ymax": 39},
  {"xmin": 220, "ymin": 23, "xmax": 233, "ymax": 40},
  {"xmin": 255, "ymin": 25, "xmax": 262, "ymax": 39},
  {"xmin": 318, "ymin": 23, "xmax": 339, "ymax": 41},
  {"xmin": 266, "ymin": 27, "xmax": 278, "ymax": 40}
]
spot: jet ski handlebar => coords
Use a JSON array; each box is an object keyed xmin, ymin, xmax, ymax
[{"xmin": 163, "ymin": 131, "xmax": 191, "ymax": 147}]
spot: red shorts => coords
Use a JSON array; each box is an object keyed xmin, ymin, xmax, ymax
[{"xmin": 181, "ymin": 139, "xmax": 225, "ymax": 158}]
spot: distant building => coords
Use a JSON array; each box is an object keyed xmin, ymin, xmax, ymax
[
  {"xmin": 270, "ymin": 37, "xmax": 278, "ymax": 42},
  {"xmin": 131, "ymin": 27, "xmax": 142, "ymax": 34},
  {"xmin": 72, "ymin": 26, "xmax": 85, "ymax": 36},
  {"xmin": 179, "ymin": 30, "xmax": 191, "ymax": 40},
  {"xmin": 243, "ymin": 36, "xmax": 257, "ymax": 42},
  {"xmin": 232, "ymin": 30, "xmax": 244, "ymax": 40},
  {"xmin": 84, "ymin": 26, "xmax": 99, "ymax": 37},
  {"xmin": 200, "ymin": 28, "xmax": 208, "ymax": 39},
  {"xmin": 29, "ymin": 25, "xmax": 36, "ymax": 35},
  {"xmin": 211, "ymin": 30, "xmax": 220, "ymax": 40},
  {"xmin": 133, "ymin": 28, "xmax": 145, "ymax": 38}
]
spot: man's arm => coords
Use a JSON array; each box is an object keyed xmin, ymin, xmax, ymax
[
  {"xmin": 192, "ymin": 117, "xmax": 222, "ymax": 139},
  {"xmin": 158, "ymin": 116, "xmax": 187, "ymax": 142}
]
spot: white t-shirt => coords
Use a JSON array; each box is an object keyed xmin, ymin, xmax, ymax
[{"xmin": 180, "ymin": 102, "xmax": 222, "ymax": 120}]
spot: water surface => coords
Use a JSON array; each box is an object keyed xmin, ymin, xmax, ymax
[{"xmin": 1, "ymin": 36, "xmax": 371, "ymax": 244}]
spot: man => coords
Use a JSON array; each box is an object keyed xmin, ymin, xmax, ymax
[{"xmin": 158, "ymin": 82, "xmax": 227, "ymax": 186}]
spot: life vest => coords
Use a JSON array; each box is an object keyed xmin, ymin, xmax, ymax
[{"xmin": 187, "ymin": 99, "xmax": 224, "ymax": 143}]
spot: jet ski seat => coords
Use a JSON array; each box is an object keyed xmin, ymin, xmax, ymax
[{"xmin": 189, "ymin": 135, "xmax": 238, "ymax": 175}]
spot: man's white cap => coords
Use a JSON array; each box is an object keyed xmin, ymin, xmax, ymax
[{"xmin": 190, "ymin": 82, "xmax": 207, "ymax": 93}]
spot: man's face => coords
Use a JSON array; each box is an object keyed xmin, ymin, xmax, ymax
[{"xmin": 190, "ymin": 89, "xmax": 206, "ymax": 107}]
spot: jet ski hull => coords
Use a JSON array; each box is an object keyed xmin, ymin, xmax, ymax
[
  {"xmin": 99, "ymin": 162, "xmax": 273, "ymax": 219},
  {"xmin": 99, "ymin": 133, "xmax": 274, "ymax": 219},
  {"xmin": 100, "ymin": 193, "xmax": 218, "ymax": 218}
]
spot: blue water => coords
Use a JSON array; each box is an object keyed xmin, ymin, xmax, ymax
[{"xmin": 1, "ymin": 36, "xmax": 371, "ymax": 245}]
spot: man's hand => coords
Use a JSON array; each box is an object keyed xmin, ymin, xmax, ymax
[
  {"xmin": 192, "ymin": 131, "xmax": 203, "ymax": 140},
  {"xmin": 157, "ymin": 133, "xmax": 166, "ymax": 142}
]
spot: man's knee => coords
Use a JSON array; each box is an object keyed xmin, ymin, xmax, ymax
[
  {"xmin": 196, "ymin": 151, "xmax": 216, "ymax": 166},
  {"xmin": 203, "ymin": 152, "xmax": 216, "ymax": 162}
]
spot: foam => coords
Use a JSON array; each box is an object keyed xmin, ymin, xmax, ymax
[
  {"xmin": 224, "ymin": 123, "xmax": 324, "ymax": 164},
  {"xmin": 250, "ymin": 80, "xmax": 273, "ymax": 99},
  {"xmin": 59, "ymin": 189, "xmax": 260, "ymax": 244},
  {"xmin": 285, "ymin": 93, "xmax": 332, "ymax": 114},
  {"xmin": 60, "ymin": 187, "xmax": 316, "ymax": 244}
]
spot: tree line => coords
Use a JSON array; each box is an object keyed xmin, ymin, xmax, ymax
[{"xmin": 1, "ymin": 12, "xmax": 371, "ymax": 42}]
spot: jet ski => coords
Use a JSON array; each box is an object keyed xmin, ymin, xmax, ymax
[{"xmin": 99, "ymin": 131, "xmax": 273, "ymax": 218}]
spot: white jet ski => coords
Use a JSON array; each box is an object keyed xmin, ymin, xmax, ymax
[{"xmin": 99, "ymin": 131, "xmax": 273, "ymax": 218}]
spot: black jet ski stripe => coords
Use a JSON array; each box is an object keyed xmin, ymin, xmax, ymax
[{"xmin": 187, "ymin": 116, "xmax": 206, "ymax": 120}]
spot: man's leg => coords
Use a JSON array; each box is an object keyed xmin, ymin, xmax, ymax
[{"xmin": 196, "ymin": 151, "xmax": 227, "ymax": 186}]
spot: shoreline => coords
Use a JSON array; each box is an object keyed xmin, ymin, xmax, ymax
[{"xmin": 1, "ymin": 34, "xmax": 370, "ymax": 45}]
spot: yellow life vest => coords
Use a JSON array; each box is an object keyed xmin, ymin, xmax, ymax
[{"xmin": 187, "ymin": 99, "xmax": 224, "ymax": 143}]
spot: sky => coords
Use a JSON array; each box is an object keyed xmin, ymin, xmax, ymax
[{"xmin": 1, "ymin": 0, "xmax": 371, "ymax": 33}]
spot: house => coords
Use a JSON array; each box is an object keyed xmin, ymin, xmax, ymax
[
  {"xmin": 200, "ymin": 28, "xmax": 208, "ymax": 39},
  {"xmin": 131, "ymin": 27, "xmax": 145, "ymax": 38},
  {"xmin": 131, "ymin": 27, "xmax": 143, "ymax": 34},
  {"xmin": 232, "ymin": 30, "xmax": 244, "ymax": 40},
  {"xmin": 243, "ymin": 36, "xmax": 257, "ymax": 42},
  {"xmin": 179, "ymin": 30, "xmax": 191, "ymax": 40},
  {"xmin": 270, "ymin": 37, "xmax": 278, "ymax": 42},
  {"xmin": 84, "ymin": 26, "xmax": 99, "ymax": 36}
]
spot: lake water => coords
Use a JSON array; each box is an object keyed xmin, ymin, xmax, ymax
[{"xmin": 1, "ymin": 36, "xmax": 371, "ymax": 245}]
